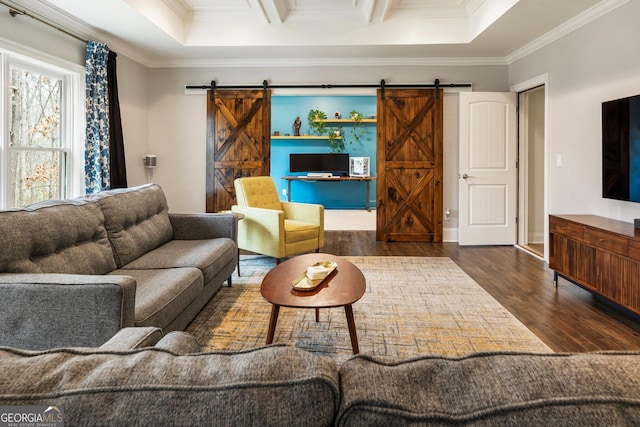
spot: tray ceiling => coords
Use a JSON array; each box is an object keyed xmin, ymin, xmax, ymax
[{"xmin": 7, "ymin": 0, "xmax": 618, "ymax": 66}]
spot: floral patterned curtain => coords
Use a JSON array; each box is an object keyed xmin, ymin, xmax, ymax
[{"xmin": 85, "ymin": 41, "xmax": 110, "ymax": 194}]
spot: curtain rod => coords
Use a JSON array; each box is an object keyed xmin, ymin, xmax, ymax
[
  {"xmin": 0, "ymin": 0, "xmax": 88, "ymax": 44},
  {"xmin": 186, "ymin": 79, "xmax": 472, "ymax": 91}
]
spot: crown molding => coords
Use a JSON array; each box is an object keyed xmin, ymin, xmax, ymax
[
  {"xmin": 506, "ymin": 0, "xmax": 629, "ymax": 65},
  {"xmin": 161, "ymin": 0, "xmax": 188, "ymax": 20},
  {"xmin": 150, "ymin": 55, "xmax": 508, "ymax": 69}
]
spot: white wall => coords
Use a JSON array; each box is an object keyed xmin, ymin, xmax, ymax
[
  {"xmin": 116, "ymin": 55, "xmax": 150, "ymax": 188},
  {"xmin": 509, "ymin": 0, "xmax": 640, "ymax": 223},
  {"xmin": 442, "ymin": 92, "xmax": 461, "ymax": 241},
  {"xmin": 526, "ymin": 87, "xmax": 545, "ymax": 243},
  {"xmin": 0, "ymin": 11, "xmax": 84, "ymax": 65}
]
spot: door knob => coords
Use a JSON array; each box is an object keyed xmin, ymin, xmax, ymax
[{"xmin": 461, "ymin": 173, "xmax": 473, "ymax": 179}]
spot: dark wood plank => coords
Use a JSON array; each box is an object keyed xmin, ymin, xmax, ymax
[
  {"xmin": 376, "ymin": 88, "xmax": 442, "ymax": 242},
  {"xmin": 206, "ymin": 89, "xmax": 271, "ymax": 213},
  {"xmin": 320, "ymin": 230, "xmax": 640, "ymax": 353}
]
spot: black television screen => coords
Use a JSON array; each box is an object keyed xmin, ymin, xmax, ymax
[
  {"xmin": 289, "ymin": 153, "xmax": 349, "ymax": 176},
  {"xmin": 602, "ymin": 93, "xmax": 640, "ymax": 202}
]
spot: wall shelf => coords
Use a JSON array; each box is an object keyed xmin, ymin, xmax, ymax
[
  {"xmin": 315, "ymin": 119, "xmax": 376, "ymax": 123},
  {"xmin": 272, "ymin": 135, "xmax": 341, "ymax": 140},
  {"xmin": 273, "ymin": 118, "xmax": 374, "ymax": 139}
]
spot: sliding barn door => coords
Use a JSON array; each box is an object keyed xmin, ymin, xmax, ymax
[
  {"xmin": 376, "ymin": 88, "xmax": 443, "ymax": 242},
  {"xmin": 206, "ymin": 89, "xmax": 271, "ymax": 212}
]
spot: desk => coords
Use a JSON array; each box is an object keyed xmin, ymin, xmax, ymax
[{"xmin": 282, "ymin": 176, "xmax": 376, "ymax": 211}]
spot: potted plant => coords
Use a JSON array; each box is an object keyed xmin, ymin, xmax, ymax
[
  {"xmin": 348, "ymin": 110, "xmax": 366, "ymax": 145},
  {"xmin": 307, "ymin": 108, "xmax": 327, "ymax": 136},
  {"xmin": 328, "ymin": 127, "xmax": 345, "ymax": 153}
]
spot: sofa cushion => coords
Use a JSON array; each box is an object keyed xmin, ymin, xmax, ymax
[
  {"xmin": 336, "ymin": 352, "xmax": 640, "ymax": 426},
  {"xmin": 99, "ymin": 327, "xmax": 163, "ymax": 351},
  {"xmin": 0, "ymin": 201, "xmax": 116, "ymax": 275},
  {"xmin": 121, "ymin": 238, "xmax": 236, "ymax": 285},
  {"xmin": 96, "ymin": 184, "xmax": 173, "ymax": 267},
  {"xmin": 0, "ymin": 345, "xmax": 339, "ymax": 427},
  {"xmin": 154, "ymin": 331, "xmax": 201, "ymax": 353},
  {"xmin": 109, "ymin": 267, "xmax": 203, "ymax": 329}
]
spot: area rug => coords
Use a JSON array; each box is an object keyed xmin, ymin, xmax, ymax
[{"xmin": 186, "ymin": 256, "xmax": 552, "ymax": 365}]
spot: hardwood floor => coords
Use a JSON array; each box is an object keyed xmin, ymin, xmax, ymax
[{"xmin": 322, "ymin": 230, "xmax": 640, "ymax": 353}]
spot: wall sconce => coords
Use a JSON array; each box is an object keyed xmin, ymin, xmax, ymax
[{"xmin": 143, "ymin": 154, "xmax": 157, "ymax": 183}]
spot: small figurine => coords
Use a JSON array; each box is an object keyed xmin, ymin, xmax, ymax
[
  {"xmin": 335, "ymin": 112, "xmax": 341, "ymax": 119},
  {"xmin": 293, "ymin": 116, "xmax": 302, "ymax": 136}
]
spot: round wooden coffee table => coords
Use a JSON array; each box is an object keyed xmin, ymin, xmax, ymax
[{"xmin": 260, "ymin": 253, "xmax": 366, "ymax": 354}]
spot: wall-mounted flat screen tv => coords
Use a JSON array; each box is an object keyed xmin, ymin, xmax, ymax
[
  {"xmin": 289, "ymin": 153, "xmax": 349, "ymax": 176},
  {"xmin": 602, "ymin": 93, "xmax": 640, "ymax": 202}
]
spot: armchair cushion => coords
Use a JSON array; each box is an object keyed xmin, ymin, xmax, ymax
[
  {"xmin": 234, "ymin": 176, "xmax": 282, "ymax": 210},
  {"xmin": 285, "ymin": 219, "xmax": 321, "ymax": 243}
]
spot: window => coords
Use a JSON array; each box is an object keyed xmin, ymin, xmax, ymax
[{"xmin": 1, "ymin": 49, "xmax": 84, "ymax": 209}]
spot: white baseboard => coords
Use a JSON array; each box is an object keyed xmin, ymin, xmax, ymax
[
  {"xmin": 528, "ymin": 232, "xmax": 544, "ymax": 244},
  {"xmin": 443, "ymin": 227, "xmax": 459, "ymax": 242}
]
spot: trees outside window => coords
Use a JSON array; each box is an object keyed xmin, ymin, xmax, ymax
[
  {"xmin": 9, "ymin": 66, "xmax": 65, "ymax": 207},
  {"xmin": 0, "ymin": 50, "xmax": 83, "ymax": 209}
]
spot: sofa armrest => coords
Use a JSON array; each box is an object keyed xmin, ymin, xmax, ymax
[
  {"xmin": 154, "ymin": 331, "xmax": 201, "ymax": 354},
  {"xmin": 169, "ymin": 213, "xmax": 237, "ymax": 241},
  {"xmin": 231, "ymin": 206, "xmax": 285, "ymax": 232},
  {"xmin": 0, "ymin": 273, "xmax": 137, "ymax": 350},
  {"xmin": 99, "ymin": 327, "xmax": 163, "ymax": 350},
  {"xmin": 281, "ymin": 201, "xmax": 324, "ymax": 225}
]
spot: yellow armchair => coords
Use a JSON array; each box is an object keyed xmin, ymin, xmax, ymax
[{"xmin": 231, "ymin": 176, "xmax": 324, "ymax": 262}]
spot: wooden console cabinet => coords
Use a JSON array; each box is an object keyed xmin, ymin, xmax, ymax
[{"xmin": 549, "ymin": 215, "xmax": 640, "ymax": 315}]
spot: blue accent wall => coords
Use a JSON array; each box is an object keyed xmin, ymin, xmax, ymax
[{"xmin": 270, "ymin": 95, "xmax": 376, "ymax": 209}]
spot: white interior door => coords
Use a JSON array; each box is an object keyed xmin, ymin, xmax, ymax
[{"xmin": 459, "ymin": 92, "xmax": 517, "ymax": 246}]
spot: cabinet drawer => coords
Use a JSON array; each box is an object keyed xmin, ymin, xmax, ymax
[
  {"xmin": 584, "ymin": 227, "xmax": 628, "ymax": 256},
  {"xmin": 550, "ymin": 217, "xmax": 583, "ymax": 240},
  {"xmin": 627, "ymin": 239, "xmax": 640, "ymax": 261}
]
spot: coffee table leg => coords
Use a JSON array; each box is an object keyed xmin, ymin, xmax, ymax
[
  {"xmin": 344, "ymin": 304, "xmax": 359, "ymax": 354},
  {"xmin": 266, "ymin": 304, "xmax": 280, "ymax": 345},
  {"xmin": 315, "ymin": 308, "xmax": 320, "ymax": 322}
]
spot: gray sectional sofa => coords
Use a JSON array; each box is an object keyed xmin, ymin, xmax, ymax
[
  {"xmin": 2, "ymin": 337, "xmax": 640, "ymax": 426},
  {"xmin": 0, "ymin": 183, "xmax": 238, "ymax": 350}
]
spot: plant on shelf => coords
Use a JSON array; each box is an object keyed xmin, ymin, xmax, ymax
[
  {"xmin": 307, "ymin": 108, "xmax": 327, "ymax": 136},
  {"xmin": 348, "ymin": 110, "xmax": 366, "ymax": 145},
  {"xmin": 328, "ymin": 127, "xmax": 345, "ymax": 153},
  {"xmin": 307, "ymin": 107, "xmax": 365, "ymax": 152}
]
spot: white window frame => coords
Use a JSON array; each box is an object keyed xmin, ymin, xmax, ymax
[{"xmin": 0, "ymin": 43, "xmax": 84, "ymax": 209}]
